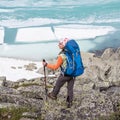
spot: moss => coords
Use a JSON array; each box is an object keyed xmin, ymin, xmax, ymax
[
  {"xmin": 0, "ymin": 106, "xmax": 43, "ymax": 120},
  {"xmin": 98, "ymin": 112, "xmax": 120, "ymax": 120},
  {"xmin": 12, "ymin": 82, "xmax": 40, "ymax": 89},
  {"xmin": 110, "ymin": 112, "xmax": 120, "ymax": 120},
  {"xmin": 0, "ymin": 106, "xmax": 28, "ymax": 120},
  {"xmin": 98, "ymin": 102, "xmax": 120, "ymax": 120}
]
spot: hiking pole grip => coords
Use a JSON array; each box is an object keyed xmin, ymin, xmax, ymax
[
  {"xmin": 43, "ymin": 59, "xmax": 47, "ymax": 67},
  {"xmin": 43, "ymin": 59, "xmax": 46, "ymax": 62},
  {"xmin": 43, "ymin": 59, "xmax": 46, "ymax": 74}
]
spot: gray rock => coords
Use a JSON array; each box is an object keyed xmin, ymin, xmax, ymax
[
  {"xmin": 101, "ymin": 48, "xmax": 115, "ymax": 60},
  {"xmin": 0, "ymin": 76, "xmax": 7, "ymax": 86},
  {"xmin": 0, "ymin": 49, "xmax": 120, "ymax": 120}
]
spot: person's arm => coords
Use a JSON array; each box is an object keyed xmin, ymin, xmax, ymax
[{"xmin": 46, "ymin": 55, "xmax": 63, "ymax": 70}]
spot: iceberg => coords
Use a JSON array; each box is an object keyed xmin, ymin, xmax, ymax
[
  {"xmin": 16, "ymin": 27, "xmax": 56, "ymax": 42},
  {"xmin": 54, "ymin": 25, "xmax": 115, "ymax": 39}
]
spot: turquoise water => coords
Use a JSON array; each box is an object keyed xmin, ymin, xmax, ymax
[{"xmin": 0, "ymin": 0, "xmax": 120, "ymax": 60}]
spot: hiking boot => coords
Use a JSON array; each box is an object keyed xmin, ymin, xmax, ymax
[
  {"xmin": 48, "ymin": 93, "xmax": 57, "ymax": 100},
  {"xmin": 67, "ymin": 102, "xmax": 72, "ymax": 108}
]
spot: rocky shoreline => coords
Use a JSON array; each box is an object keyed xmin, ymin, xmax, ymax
[{"xmin": 0, "ymin": 48, "xmax": 120, "ymax": 120}]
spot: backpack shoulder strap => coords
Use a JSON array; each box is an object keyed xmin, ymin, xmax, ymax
[{"xmin": 59, "ymin": 53, "xmax": 66, "ymax": 64}]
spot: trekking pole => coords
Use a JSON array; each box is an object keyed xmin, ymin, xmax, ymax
[{"xmin": 43, "ymin": 59, "xmax": 48, "ymax": 101}]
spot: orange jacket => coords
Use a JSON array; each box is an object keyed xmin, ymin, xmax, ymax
[{"xmin": 46, "ymin": 55, "xmax": 63, "ymax": 70}]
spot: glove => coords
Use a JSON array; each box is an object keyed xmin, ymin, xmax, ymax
[{"xmin": 42, "ymin": 59, "xmax": 47, "ymax": 67}]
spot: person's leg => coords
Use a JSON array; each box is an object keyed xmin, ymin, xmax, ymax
[
  {"xmin": 66, "ymin": 77, "xmax": 75, "ymax": 107},
  {"xmin": 52, "ymin": 74, "xmax": 71, "ymax": 96}
]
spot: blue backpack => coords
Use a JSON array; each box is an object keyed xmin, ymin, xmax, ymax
[{"xmin": 61, "ymin": 39, "xmax": 84, "ymax": 77}]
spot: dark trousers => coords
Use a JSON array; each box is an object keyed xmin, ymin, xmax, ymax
[{"xmin": 52, "ymin": 74, "xmax": 75, "ymax": 103}]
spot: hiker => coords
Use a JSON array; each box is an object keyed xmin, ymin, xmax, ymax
[{"xmin": 42, "ymin": 38, "xmax": 84, "ymax": 108}]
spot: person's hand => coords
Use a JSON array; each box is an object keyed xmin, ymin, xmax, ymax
[{"xmin": 42, "ymin": 59, "xmax": 47, "ymax": 67}]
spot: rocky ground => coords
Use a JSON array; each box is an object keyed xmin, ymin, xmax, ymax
[{"xmin": 0, "ymin": 48, "xmax": 120, "ymax": 120}]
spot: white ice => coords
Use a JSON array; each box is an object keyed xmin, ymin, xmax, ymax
[
  {"xmin": 0, "ymin": 57, "xmax": 43, "ymax": 81},
  {"xmin": 15, "ymin": 25, "xmax": 115, "ymax": 42}
]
